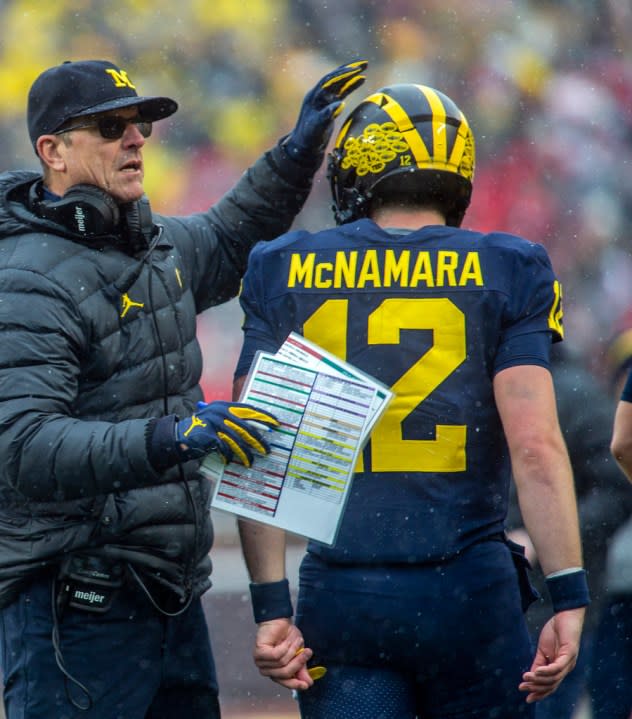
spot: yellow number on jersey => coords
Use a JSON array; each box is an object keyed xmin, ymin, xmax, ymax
[
  {"xmin": 303, "ymin": 298, "xmax": 467, "ymax": 474},
  {"xmin": 548, "ymin": 280, "xmax": 564, "ymax": 338}
]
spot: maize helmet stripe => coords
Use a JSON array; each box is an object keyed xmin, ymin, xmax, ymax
[
  {"xmin": 412, "ymin": 84, "xmax": 448, "ymax": 163},
  {"xmin": 448, "ymin": 111, "xmax": 473, "ymax": 180},
  {"xmin": 327, "ymin": 82, "xmax": 475, "ymax": 226},
  {"xmin": 364, "ymin": 91, "xmax": 432, "ymax": 164},
  {"xmin": 334, "ymin": 115, "xmax": 355, "ymax": 151}
]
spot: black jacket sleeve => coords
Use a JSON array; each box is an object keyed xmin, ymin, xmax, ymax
[{"xmin": 159, "ymin": 141, "xmax": 324, "ymax": 314}]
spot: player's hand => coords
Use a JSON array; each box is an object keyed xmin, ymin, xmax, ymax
[
  {"xmin": 285, "ymin": 59, "xmax": 368, "ymax": 162},
  {"xmin": 519, "ymin": 607, "xmax": 585, "ymax": 703},
  {"xmin": 176, "ymin": 400, "xmax": 279, "ymax": 465},
  {"xmin": 253, "ymin": 618, "xmax": 314, "ymax": 691}
]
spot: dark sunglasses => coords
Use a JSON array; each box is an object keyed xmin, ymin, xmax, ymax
[{"xmin": 54, "ymin": 116, "xmax": 153, "ymax": 140}]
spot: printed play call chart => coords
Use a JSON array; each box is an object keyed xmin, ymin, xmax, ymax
[{"xmin": 202, "ymin": 333, "xmax": 392, "ymax": 545}]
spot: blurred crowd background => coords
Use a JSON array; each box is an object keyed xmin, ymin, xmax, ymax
[
  {"xmin": 1, "ymin": 0, "xmax": 631, "ymax": 400},
  {"xmin": 1, "ymin": 2, "xmax": 631, "ymax": 716}
]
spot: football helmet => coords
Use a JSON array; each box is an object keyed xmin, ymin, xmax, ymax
[{"xmin": 327, "ymin": 83, "xmax": 475, "ymax": 226}]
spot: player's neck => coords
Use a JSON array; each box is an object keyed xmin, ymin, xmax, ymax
[{"xmin": 371, "ymin": 207, "xmax": 446, "ymax": 230}]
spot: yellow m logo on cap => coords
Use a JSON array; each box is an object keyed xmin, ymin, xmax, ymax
[{"xmin": 105, "ymin": 68, "xmax": 136, "ymax": 89}]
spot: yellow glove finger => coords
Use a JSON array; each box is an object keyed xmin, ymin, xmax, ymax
[
  {"xmin": 321, "ymin": 59, "xmax": 368, "ymax": 85},
  {"xmin": 345, "ymin": 60, "xmax": 369, "ymax": 70},
  {"xmin": 217, "ymin": 431, "xmax": 251, "ymax": 467},
  {"xmin": 223, "ymin": 419, "xmax": 267, "ymax": 455},
  {"xmin": 322, "ymin": 60, "xmax": 369, "ymax": 88},
  {"xmin": 332, "ymin": 102, "xmax": 345, "ymax": 119},
  {"xmin": 336, "ymin": 74, "xmax": 367, "ymax": 98},
  {"xmin": 228, "ymin": 406, "xmax": 280, "ymax": 428},
  {"xmin": 322, "ymin": 70, "xmax": 366, "ymax": 94}
]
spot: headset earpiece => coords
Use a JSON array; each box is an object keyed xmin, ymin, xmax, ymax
[
  {"xmin": 30, "ymin": 183, "xmax": 120, "ymax": 236},
  {"xmin": 29, "ymin": 181, "xmax": 154, "ymax": 251},
  {"xmin": 121, "ymin": 195, "xmax": 154, "ymax": 254}
]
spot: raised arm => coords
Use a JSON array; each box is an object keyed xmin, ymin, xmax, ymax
[{"xmin": 176, "ymin": 60, "xmax": 368, "ymax": 309}]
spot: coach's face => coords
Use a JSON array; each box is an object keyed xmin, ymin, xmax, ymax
[{"xmin": 38, "ymin": 106, "xmax": 148, "ymax": 204}]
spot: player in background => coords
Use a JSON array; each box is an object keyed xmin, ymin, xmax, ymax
[
  {"xmin": 506, "ymin": 337, "xmax": 632, "ymax": 719},
  {"xmin": 233, "ymin": 83, "xmax": 589, "ymax": 718},
  {"xmin": 600, "ymin": 317, "xmax": 632, "ymax": 718}
]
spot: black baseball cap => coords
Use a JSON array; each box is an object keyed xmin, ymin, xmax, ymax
[{"xmin": 27, "ymin": 59, "xmax": 178, "ymax": 149}]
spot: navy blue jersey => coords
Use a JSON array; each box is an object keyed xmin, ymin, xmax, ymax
[{"xmin": 235, "ymin": 219, "xmax": 563, "ymax": 564}]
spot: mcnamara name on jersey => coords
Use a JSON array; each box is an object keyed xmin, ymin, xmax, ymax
[{"xmin": 235, "ymin": 219, "xmax": 563, "ymax": 565}]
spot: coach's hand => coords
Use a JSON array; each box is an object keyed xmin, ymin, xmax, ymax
[
  {"xmin": 176, "ymin": 401, "xmax": 279, "ymax": 466},
  {"xmin": 285, "ymin": 59, "xmax": 368, "ymax": 162}
]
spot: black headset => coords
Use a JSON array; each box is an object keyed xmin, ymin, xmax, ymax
[{"xmin": 29, "ymin": 182, "xmax": 155, "ymax": 254}]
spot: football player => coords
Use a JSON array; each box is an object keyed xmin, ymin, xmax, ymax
[{"xmin": 234, "ymin": 83, "xmax": 589, "ymax": 718}]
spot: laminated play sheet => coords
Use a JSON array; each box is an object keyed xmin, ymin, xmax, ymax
[{"xmin": 201, "ymin": 333, "xmax": 392, "ymax": 545}]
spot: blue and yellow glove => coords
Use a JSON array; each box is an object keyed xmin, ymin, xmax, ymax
[
  {"xmin": 284, "ymin": 59, "xmax": 368, "ymax": 163},
  {"xmin": 176, "ymin": 401, "xmax": 279, "ymax": 466}
]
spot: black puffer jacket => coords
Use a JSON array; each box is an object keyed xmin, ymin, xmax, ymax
[{"xmin": 0, "ymin": 143, "xmax": 318, "ymax": 608}]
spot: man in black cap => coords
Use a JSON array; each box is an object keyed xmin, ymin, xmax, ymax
[{"xmin": 0, "ymin": 58, "xmax": 367, "ymax": 718}]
